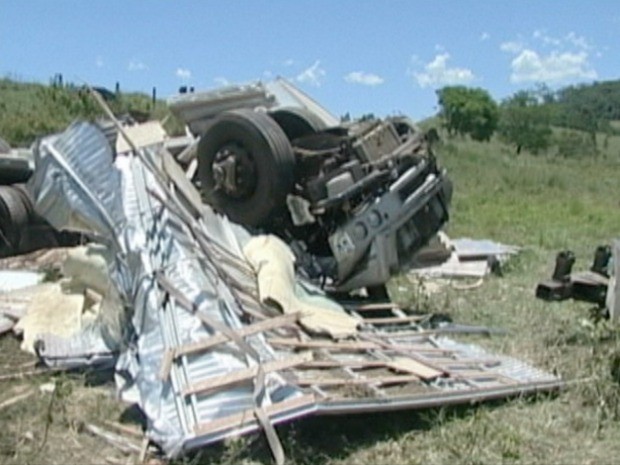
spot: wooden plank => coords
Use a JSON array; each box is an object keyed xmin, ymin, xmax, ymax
[
  {"xmin": 267, "ymin": 338, "xmax": 452, "ymax": 354},
  {"xmin": 295, "ymin": 374, "xmax": 421, "ymax": 387},
  {"xmin": 159, "ymin": 350, "xmax": 175, "ymax": 380},
  {"xmin": 102, "ymin": 420, "xmax": 144, "ymax": 440},
  {"xmin": 388, "ymin": 357, "xmax": 444, "ymax": 380},
  {"xmin": 161, "ymin": 148, "xmax": 203, "ymax": 216},
  {"xmin": 448, "ymin": 370, "xmax": 515, "ymax": 385},
  {"xmin": 0, "ymin": 367, "xmax": 64, "ymax": 383},
  {"xmin": 180, "ymin": 314, "xmax": 300, "ymax": 357},
  {"xmin": 300, "ymin": 360, "xmax": 388, "ymax": 369},
  {"xmin": 359, "ymin": 335, "xmax": 448, "ymax": 377},
  {"xmin": 342, "ymin": 302, "xmax": 400, "ymax": 311},
  {"xmin": 83, "ymin": 423, "xmax": 142, "ymax": 454},
  {"xmin": 300, "ymin": 358, "xmax": 442, "ymax": 381},
  {"xmin": 362, "ymin": 315, "xmax": 426, "ymax": 325},
  {"xmin": 268, "ymin": 338, "xmax": 379, "ymax": 351},
  {"xmin": 193, "ymin": 394, "xmax": 316, "ymax": 437},
  {"xmin": 160, "ymin": 313, "xmax": 300, "ymax": 380},
  {"xmin": 0, "ymin": 389, "xmax": 35, "ymax": 412},
  {"xmin": 184, "ymin": 352, "xmax": 313, "ymax": 396}
]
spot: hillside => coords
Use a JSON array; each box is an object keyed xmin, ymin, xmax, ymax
[
  {"xmin": 0, "ymin": 78, "xmax": 173, "ymax": 147},
  {"xmin": 1, "ymin": 78, "xmax": 620, "ymax": 465}
]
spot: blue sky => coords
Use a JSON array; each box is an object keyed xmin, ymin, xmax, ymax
[{"xmin": 1, "ymin": 1, "xmax": 618, "ymax": 120}]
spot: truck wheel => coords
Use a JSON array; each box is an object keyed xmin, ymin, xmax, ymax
[
  {"xmin": 269, "ymin": 107, "xmax": 327, "ymax": 141},
  {"xmin": 197, "ymin": 109, "xmax": 295, "ymax": 227},
  {"xmin": 0, "ymin": 186, "xmax": 29, "ymax": 249}
]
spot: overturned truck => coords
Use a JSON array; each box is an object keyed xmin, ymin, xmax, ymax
[{"xmin": 169, "ymin": 79, "xmax": 452, "ymax": 292}]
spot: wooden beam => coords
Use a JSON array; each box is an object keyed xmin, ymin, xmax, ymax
[
  {"xmin": 300, "ymin": 360, "xmax": 387, "ymax": 369},
  {"xmin": 160, "ymin": 313, "xmax": 301, "ymax": 380},
  {"xmin": 362, "ymin": 315, "xmax": 426, "ymax": 325},
  {"xmin": 0, "ymin": 389, "xmax": 35, "ymax": 412},
  {"xmin": 342, "ymin": 302, "xmax": 401, "ymax": 311},
  {"xmin": 193, "ymin": 394, "xmax": 316, "ymax": 437},
  {"xmin": 295, "ymin": 374, "xmax": 421, "ymax": 387},
  {"xmin": 267, "ymin": 338, "xmax": 453, "ymax": 353},
  {"xmin": 183, "ymin": 352, "xmax": 313, "ymax": 397}
]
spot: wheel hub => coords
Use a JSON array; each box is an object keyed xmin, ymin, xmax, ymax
[{"xmin": 212, "ymin": 145, "xmax": 257, "ymax": 198}]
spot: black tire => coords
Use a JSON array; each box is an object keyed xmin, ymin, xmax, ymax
[
  {"xmin": 12, "ymin": 184, "xmax": 35, "ymax": 219},
  {"xmin": 197, "ymin": 109, "xmax": 296, "ymax": 227},
  {"xmin": 0, "ymin": 186, "xmax": 29, "ymax": 249},
  {"xmin": 269, "ymin": 107, "xmax": 327, "ymax": 141}
]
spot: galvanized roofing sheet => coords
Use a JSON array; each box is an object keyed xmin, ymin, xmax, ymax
[{"xmin": 29, "ymin": 121, "xmax": 562, "ymax": 463}]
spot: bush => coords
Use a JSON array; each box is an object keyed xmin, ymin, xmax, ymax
[{"xmin": 555, "ymin": 130, "xmax": 597, "ymax": 158}]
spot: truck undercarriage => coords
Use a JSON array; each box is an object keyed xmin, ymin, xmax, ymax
[{"xmin": 169, "ymin": 80, "xmax": 452, "ymax": 292}]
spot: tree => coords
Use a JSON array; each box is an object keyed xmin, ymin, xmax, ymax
[
  {"xmin": 498, "ymin": 91, "xmax": 552, "ymax": 154},
  {"xmin": 436, "ymin": 86, "xmax": 499, "ymax": 141}
]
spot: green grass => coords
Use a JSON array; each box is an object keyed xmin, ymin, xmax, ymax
[
  {"xmin": 2, "ymin": 116, "xmax": 620, "ymax": 464},
  {"xmin": 0, "ymin": 77, "xmax": 182, "ymax": 147}
]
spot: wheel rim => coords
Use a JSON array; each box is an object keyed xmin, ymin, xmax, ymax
[{"xmin": 212, "ymin": 143, "xmax": 257, "ymax": 199}]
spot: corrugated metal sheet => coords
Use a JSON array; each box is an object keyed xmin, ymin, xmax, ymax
[{"xmin": 29, "ymin": 121, "xmax": 563, "ymax": 462}]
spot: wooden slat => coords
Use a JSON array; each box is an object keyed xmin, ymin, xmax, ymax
[
  {"xmin": 160, "ymin": 313, "xmax": 301, "ymax": 380},
  {"xmin": 193, "ymin": 394, "xmax": 316, "ymax": 437},
  {"xmin": 268, "ymin": 338, "xmax": 379, "ymax": 351},
  {"xmin": 180, "ymin": 313, "xmax": 300, "ymax": 357},
  {"xmin": 159, "ymin": 350, "xmax": 175, "ymax": 380},
  {"xmin": 362, "ymin": 315, "xmax": 426, "ymax": 325},
  {"xmin": 343, "ymin": 302, "xmax": 400, "ymax": 311},
  {"xmin": 300, "ymin": 360, "xmax": 388, "ymax": 369},
  {"xmin": 102, "ymin": 420, "xmax": 144, "ymax": 440},
  {"xmin": 267, "ymin": 338, "xmax": 452, "ymax": 353},
  {"xmin": 359, "ymin": 335, "xmax": 448, "ymax": 377},
  {"xmin": 0, "ymin": 389, "xmax": 35, "ymax": 412},
  {"xmin": 295, "ymin": 374, "xmax": 421, "ymax": 387},
  {"xmin": 183, "ymin": 352, "xmax": 313, "ymax": 396},
  {"xmin": 388, "ymin": 358, "xmax": 444, "ymax": 380},
  {"xmin": 448, "ymin": 370, "xmax": 515, "ymax": 385}
]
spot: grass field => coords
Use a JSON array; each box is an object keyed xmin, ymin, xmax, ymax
[{"xmin": 1, "ymin": 131, "xmax": 620, "ymax": 465}]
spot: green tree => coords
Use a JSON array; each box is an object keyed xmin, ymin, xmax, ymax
[
  {"xmin": 436, "ymin": 86, "xmax": 499, "ymax": 141},
  {"xmin": 498, "ymin": 91, "xmax": 552, "ymax": 155},
  {"xmin": 556, "ymin": 86, "xmax": 601, "ymax": 149}
]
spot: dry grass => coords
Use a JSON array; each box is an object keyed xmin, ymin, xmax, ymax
[{"xmin": 2, "ymin": 133, "xmax": 620, "ymax": 464}]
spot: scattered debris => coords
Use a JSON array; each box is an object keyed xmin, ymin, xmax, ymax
[
  {"xmin": 83, "ymin": 423, "xmax": 143, "ymax": 455},
  {"xmin": 0, "ymin": 82, "xmax": 564, "ymax": 464},
  {"xmin": 18, "ymin": 114, "xmax": 560, "ymax": 463},
  {"xmin": 0, "ymin": 387, "xmax": 35, "ymax": 412},
  {"xmin": 0, "ymin": 270, "xmax": 44, "ymax": 335},
  {"xmin": 409, "ymin": 235, "xmax": 519, "ymax": 280},
  {"xmin": 536, "ymin": 245, "xmax": 612, "ymax": 308},
  {"xmin": 405, "ymin": 234, "xmax": 520, "ymax": 297}
]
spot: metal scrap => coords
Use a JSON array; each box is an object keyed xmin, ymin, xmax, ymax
[{"xmin": 23, "ymin": 119, "xmax": 563, "ymax": 462}]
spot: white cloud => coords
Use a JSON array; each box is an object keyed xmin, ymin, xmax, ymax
[
  {"xmin": 296, "ymin": 60, "xmax": 326, "ymax": 87},
  {"xmin": 509, "ymin": 49, "xmax": 597, "ymax": 83},
  {"xmin": 175, "ymin": 68, "xmax": 192, "ymax": 80},
  {"xmin": 95, "ymin": 56, "xmax": 104, "ymax": 68},
  {"xmin": 533, "ymin": 30, "xmax": 561, "ymax": 47},
  {"xmin": 531, "ymin": 30, "xmax": 593, "ymax": 51},
  {"xmin": 213, "ymin": 77, "xmax": 230, "ymax": 87},
  {"xmin": 344, "ymin": 71, "xmax": 384, "ymax": 86},
  {"xmin": 283, "ymin": 59, "xmax": 295, "ymax": 67},
  {"xmin": 480, "ymin": 32, "xmax": 490, "ymax": 41},
  {"xmin": 501, "ymin": 30, "xmax": 598, "ymax": 84},
  {"xmin": 500, "ymin": 41, "xmax": 524, "ymax": 53},
  {"xmin": 411, "ymin": 53, "xmax": 475, "ymax": 88},
  {"xmin": 128, "ymin": 60, "xmax": 148, "ymax": 71},
  {"xmin": 564, "ymin": 32, "xmax": 591, "ymax": 50}
]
